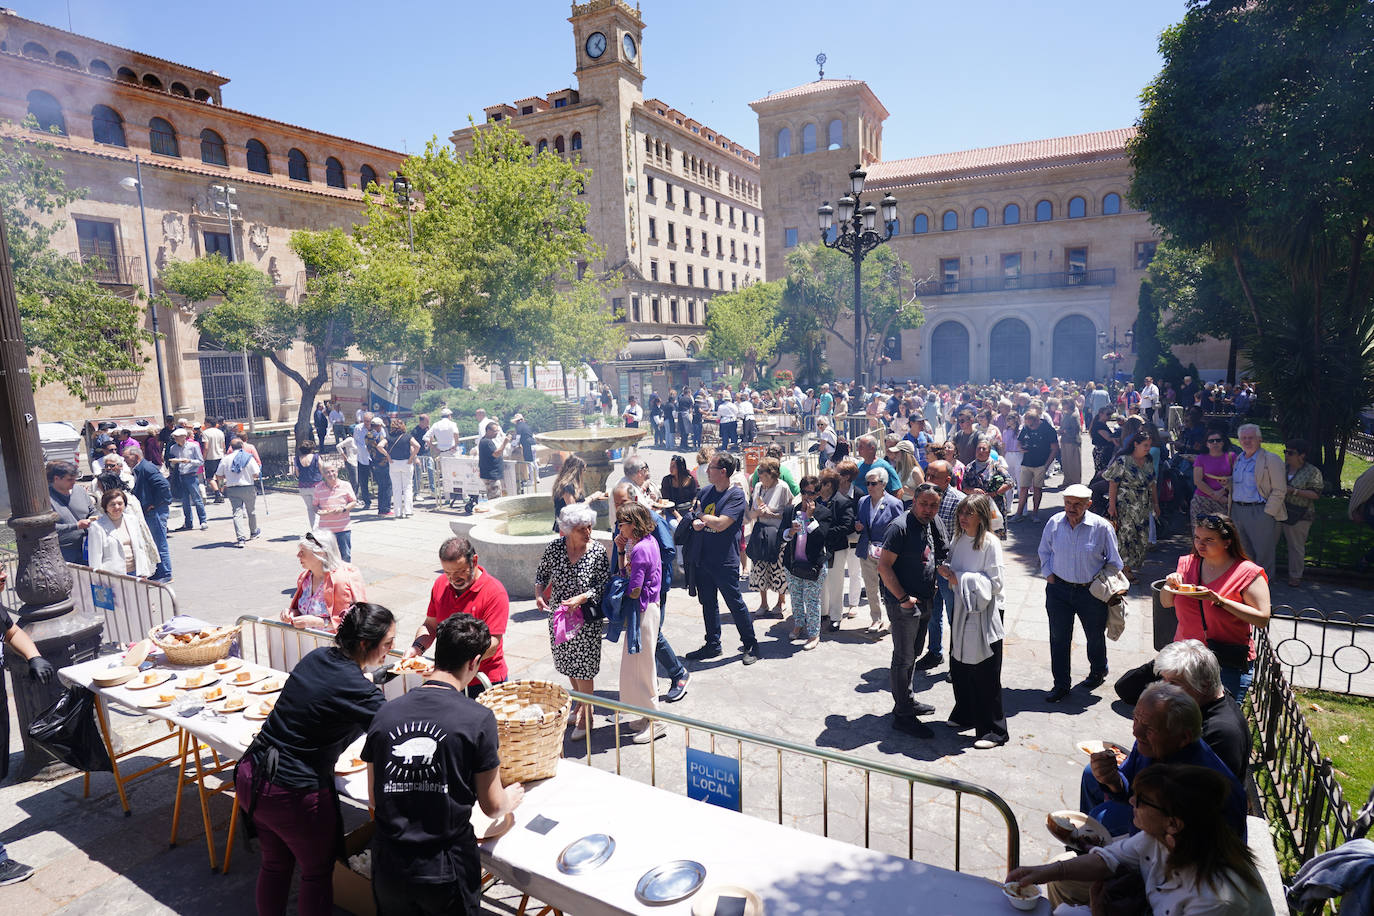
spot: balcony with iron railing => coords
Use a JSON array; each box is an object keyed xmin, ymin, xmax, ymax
[
  {"xmin": 916, "ymin": 267, "xmax": 1115, "ymax": 296},
  {"xmin": 72, "ymin": 251, "xmax": 142, "ymax": 286}
]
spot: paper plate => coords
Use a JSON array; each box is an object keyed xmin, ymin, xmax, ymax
[
  {"xmin": 1162, "ymin": 583, "xmax": 1209, "ymax": 597},
  {"xmin": 472, "ymin": 809, "xmax": 515, "ymax": 842},
  {"xmin": 557, "ymin": 834, "xmax": 615, "ymax": 874},
  {"xmin": 248, "ymin": 679, "xmax": 285, "ymax": 695},
  {"xmin": 210, "ymin": 657, "xmax": 244, "ymax": 675},
  {"xmin": 123, "ymin": 639, "xmax": 153, "ymax": 669},
  {"xmin": 198, "ymin": 686, "xmax": 229, "ymax": 703},
  {"xmin": 219, "ymin": 696, "xmax": 249, "ymax": 713},
  {"xmin": 225, "ymin": 669, "xmax": 269, "ymax": 687},
  {"xmin": 136, "ymin": 693, "xmax": 175, "ymax": 709},
  {"xmin": 1047, "ymin": 810, "xmax": 1112, "ymax": 847},
  {"xmin": 691, "ymin": 885, "xmax": 763, "ymax": 916},
  {"xmin": 390, "ymin": 658, "xmax": 434, "ymax": 677},
  {"xmin": 244, "ymin": 701, "xmax": 277, "ymax": 720},
  {"xmin": 636, "ymin": 860, "xmax": 706, "ymax": 905},
  {"xmin": 176, "ymin": 674, "xmax": 219, "ymax": 690},
  {"xmin": 1076, "ymin": 739, "xmax": 1129, "ymax": 762},
  {"xmin": 125, "ymin": 671, "xmax": 173, "ymax": 690},
  {"xmin": 335, "ymin": 756, "xmax": 367, "ymax": 775},
  {"xmin": 92, "ymin": 666, "xmax": 139, "ymax": 688}
]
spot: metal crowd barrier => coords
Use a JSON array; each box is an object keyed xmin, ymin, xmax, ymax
[
  {"xmin": 567, "ymin": 690, "xmax": 1021, "ymax": 876},
  {"xmin": 68, "ymin": 564, "xmax": 178, "ymax": 651}
]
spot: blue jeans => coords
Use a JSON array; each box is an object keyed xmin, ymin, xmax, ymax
[
  {"xmin": 334, "ymin": 530, "xmax": 352, "ymax": 562},
  {"xmin": 1221, "ymin": 664, "xmax": 1253, "ymax": 704},
  {"xmin": 372, "ymin": 464, "xmax": 392, "ymax": 514},
  {"xmin": 356, "ymin": 461, "xmax": 372, "ymax": 507},
  {"xmin": 145, "ymin": 504, "xmax": 171, "ymax": 579},
  {"xmin": 654, "ymin": 565, "xmax": 686, "ymax": 681},
  {"xmin": 1046, "ymin": 580, "xmax": 1109, "ymax": 690},
  {"xmin": 695, "ymin": 562, "xmax": 757, "ymax": 651},
  {"xmin": 720, "ymin": 421, "xmax": 738, "ymax": 450},
  {"xmin": 925, "ymin": 575, "xmax": 955, "ymax": 657},
  {"xmin": 178, "ymin": 475, "xmax": 205, "ymax": 527}
]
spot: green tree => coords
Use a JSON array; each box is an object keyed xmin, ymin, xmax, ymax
[
  {"xmin": 1130, "ymin": 279, "xmax": 1185, "ymax": 390},
  {"xmin": 1130, "ymin": 0, "xmax": 1374, "ymax": 475},
  {"xmin": 779, "ymin": 244, "xmax": 922, "ymax": 383},
  {"xmin": 2, "ymin": 122, "xmax": 153, "ymax": 396},
  {"xmin": 541, "ymin": 283, "xmax": 626, "ymax": 398},
  {"xmin": 357, "ymin": 123, "xmax": 608, "ymax": 389},
  {"xmin": 704, "ymin": 281, "xmax": 785, "ymax": 385},
  {"xmin": 159, "ymin": 228, "xmax": 429, "ymax": 437}
]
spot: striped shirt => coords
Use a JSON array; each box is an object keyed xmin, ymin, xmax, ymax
[{"xmin": 1037, "ymin": 510, "xmax": 1123, "ymax": 583}]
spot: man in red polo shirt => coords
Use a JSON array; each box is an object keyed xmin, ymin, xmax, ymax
[{"xmin": 405, "ymin": 536, "xmax": 509, "ymax": 697}]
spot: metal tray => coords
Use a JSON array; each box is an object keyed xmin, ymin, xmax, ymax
[
  {"xmin": 556, "ymin": 833, "xmax": 615, "ymax": 874},
  {"xmin": 636, "ymin": 859, "xmax": 706, "ymax": 904}
]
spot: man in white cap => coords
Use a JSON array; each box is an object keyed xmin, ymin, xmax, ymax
[
  {"xmin": 1036, "ymin": 483, "xmax": 1123, "ymax": 702},
  {"xmin": 168, "ymin": 427, "xmax": 207, "ymax": 531}
]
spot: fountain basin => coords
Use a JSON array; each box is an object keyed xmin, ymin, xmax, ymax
[{"xmin": 449, "ymin": 492, "xmax": 612, "ymax": 599}]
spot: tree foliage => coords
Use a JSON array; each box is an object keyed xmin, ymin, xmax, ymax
[
  {"xmin": 1131, "ymin": 279, "xmax": 1186, "ymax": 390},
  {"xmin": 357, "ymin": 122, "xmax": 612, "ymax": 389},
  {"xmin": 159, "ymin": 228, "xmax": 428, "ymax": 437},
  {"xmin": 412, "ymin": 384, "xmax": 558, "ymax": 434},
  {"xmin": 704, "ymin": 281, "xmax": 784, "ymax": 385},
  {"xmin": 2, "ymin": 122, "xmax": 153, "ymax": 397},
  {"xmin": 779, "ymin": 244, "xmax": 922, "ymax": 383},
  {"xmin": 1129, "ymin": 0, "xmax": 1374, "ymax": 476}
]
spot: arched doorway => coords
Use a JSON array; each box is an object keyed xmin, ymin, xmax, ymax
[
  {"xmin": 929, "ymin": 321, "xmax": 969, "ymax": 385},
  {"xmin": 988, "ymin": 318, "xmax": 1031, "ymax": 381},
  {"xmin": 1052, "ymin": 315, "xmax": 1097, "ymax": 383}
]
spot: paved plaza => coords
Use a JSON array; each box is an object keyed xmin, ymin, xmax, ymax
[{"xmin": 0, "ymin": 443, "xmax": 1351, "ymax": 913}]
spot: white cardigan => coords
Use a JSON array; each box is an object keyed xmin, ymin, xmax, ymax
[{"xmin": 87, "ymin": 512, "xmax": 159, "ymax": 578}]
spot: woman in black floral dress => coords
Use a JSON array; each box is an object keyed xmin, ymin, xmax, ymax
[{"xmin": 535, "ymin": 502, "xmax": 610, "ymax": 739}]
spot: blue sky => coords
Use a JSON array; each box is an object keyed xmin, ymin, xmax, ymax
[{"xmin": 22, "ymin": 0, "xmax": 1187, "ymax": 158}]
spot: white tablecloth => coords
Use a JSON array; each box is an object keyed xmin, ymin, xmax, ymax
[{"xmin": 470, "ymin": 761, "xmax": 1046, "ymax": 916}]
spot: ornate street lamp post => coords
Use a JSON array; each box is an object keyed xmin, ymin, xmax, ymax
[
  {"xmin": 1098, "ymin": 326, "xmax": 1134, "ymax": 402},
  {"xmin": 818, "ymin": 165, "xmax": 897, "ymax": 387},
  {"xmin": 0, "ymin": 208, "xmax": 102, "ymax": 778}
]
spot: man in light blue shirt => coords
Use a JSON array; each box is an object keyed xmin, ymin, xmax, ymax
[
  {"xmin": 353, "ymin": 411, "xmax": 373, "ymax": 509},
  {"xmin": 1037, "ymin": 483, "xmax": 1123, "ymax": 702},
  {"xmin": 818, "ymin": 384, "xmax": 833, "ymax": 418}
]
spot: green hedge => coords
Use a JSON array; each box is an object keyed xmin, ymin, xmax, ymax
[{"xmin": 412, "ymin": 385, "xmax": 559, "ymax": 433}]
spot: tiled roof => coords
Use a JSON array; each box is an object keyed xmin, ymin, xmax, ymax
[
  {"xmin": 0, "ymin": 8, "xmax": 228, "ymax": 84},
  {"xmin": 749, "ymin": 79, "xmax": 866, "ymax": 106},
  {"xmin": 868, "ymin": 128, "xmax": 1135, "ymax": 186}
]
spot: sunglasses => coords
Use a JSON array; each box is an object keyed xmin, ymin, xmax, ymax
[
  {"xmin": 867, "ymin": 480, "xmax": 885, "ymax": 487},
  {"xmin": 1207, "ymin": 438, "xmax": 1224, "ymax": 444},
  {"xmin": 1130, "ymin": 794, "xmax": 1167, "ymax": 814},
  {"xmin": 1195, "ymin": 513, "xmax": 1228, "ymax": 529},
  {"xmin": 304, "ymin": 531, "xmax": 321, "ymax": 546},
  {"xmin": 800, "ymin": 489, "xmax": 818, "ymax": 496}
]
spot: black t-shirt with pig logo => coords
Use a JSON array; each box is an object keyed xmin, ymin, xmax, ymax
[{"xmin": 363, "ymin": 681, "xmax": 501, "ymax": 886}]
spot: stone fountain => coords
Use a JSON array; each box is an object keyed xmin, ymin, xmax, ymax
[{"xmin": 533, "ymin": 424, "xmax": 650, "ymax": 495}]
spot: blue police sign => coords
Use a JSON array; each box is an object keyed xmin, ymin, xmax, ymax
[{"xmin": 686, "ymin": 747, "xmax": 741, "ymax": 811}]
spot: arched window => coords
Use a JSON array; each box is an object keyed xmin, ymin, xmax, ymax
[
  {"xmin": 141, "ymin": 74, "xmax": 163, "ymax": 90},
  {"xmin": 246, "ymin": 139, "xmax": 270, "ymax": 174},
  {"xmin": 25, "ymin": 90, "xmax": 65, "ymax": 135},
  {"xmin": 776, "ymin": 127, "xmax": 791, "ymax": 158},
  {"xmin": 359, "ymin": 164, "xmax": 378, "ymax": 192},
  {"xmin": 553, "ymin": 135, "xmax": 565, "ymax": 154},
  {"xmin": 801, "ymin": 123, "xmax": 817, "ymax": 154},
  {"xmin": 200, "ymin": 129, "xmax": 227, "ymax": 166},
  {"xmin": 88, "ymin": 59, "xmax": 113, "ymax": 77},
  {"xmin": 116, "ymin": 66, "xmax": 137, "ymax": 82},
  {"xmin": 194, "ymin": 88, "xmax": 212, "ymax": 103},
  {"xmin": 170, "ymin": 82, "xmax": 191, "ymax": 98},
  {"xmin": 1003, "ymin": 203, "xmax": 1020, "ymax": 225},
  {"xmin": 22, "ymin": 42, "xmax": 49, "ymax": 60},
  {"xmin": 570, "ymin": 132, "xmax": 582, "ymax": 151},
  {"xmin": 54, "ymin": 50, "xmax": 79, "ymax": 68},
  {"xmin": 1035, "ymin": 199, "xmax": 1053, "ymax": 221},
  {"xmin": 149, "ymin": 117, "xmax": 178, "ymax": 157},
  {"xmin": 91, "ymin": 105, "xmax": 126, "ymax": 147},
  {"xmin": 536, "ymin": 138, "xmax": 548, "ymax": 154},
  {"xmin": 828, "ymin": 119, "xmax": 842, "ymax": 150},
  {"xmin": 942, "ymin": 210, "xmax": 958, "ymax": 231},
  {"xmin": 1102, "ymin": 193, "xmax": 1122, "ymax": 215},
  {"xmin": 912, "ymin": 213, "xmax": 929, "ymax": 234},
  {"xmin": 972, "ymin": 207, "xmax": 989, "ymax": 228},
  {"xmin": 325, "ymin": 157, "xmax": 345, "ymax": 188},
  {"xmin": 1068, "ymin": 196, "xmax": 1086, "ymax": 219},
  {"xmin": 287, "ymin": 148, "xmax": 310, "ymax": 181}
]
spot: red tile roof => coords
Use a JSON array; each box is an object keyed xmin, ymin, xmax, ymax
[
  {"xmin": 749, "ymin": 79, "xmax": 866, "ymax": 106},
  {"xmin": 868, "ymin": 128, "xmax": 1135, "ymax": 186}
]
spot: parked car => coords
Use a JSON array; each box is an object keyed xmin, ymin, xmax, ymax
[{"xmin": 0, "ymin": 420, "xmax": 85, "ymax": 516}]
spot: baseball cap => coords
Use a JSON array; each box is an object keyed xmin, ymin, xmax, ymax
[
  {"xmin": 171, "ymin": 428, "xmax": 188, "ymax": 438},
  {"xmin": 370, "ymin": 416, "xmax": 384, "ymax": 426},
  {"xmin": 440, "ymin": 408, "xmax": 453, "ymax": 417},
  {"xmin": 1063, "ymin": 484, "xmax": 1093, "ymax": 500}
]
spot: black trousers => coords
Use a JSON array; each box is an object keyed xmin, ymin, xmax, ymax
[
  {"xmin": 949, "ymin": 640, "xmax": 1008, "ymax": 740},
  {"xmin": 374, "ymin": 868, "xmax": 478, "ymax": 916}
]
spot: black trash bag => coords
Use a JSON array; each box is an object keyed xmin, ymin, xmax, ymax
[{"xmin": 26, "ymin": 684, "xmax": 112, "ymax": 772}]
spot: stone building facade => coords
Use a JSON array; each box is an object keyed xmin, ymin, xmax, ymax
[
  {"xmin": 451, "ymin": 0, "xmax": 767, "ymax": 396},
  {"xmin": 0, "ymin": 9, "xmax": 405, "ymax": 426},
  {"xmin": 751, "ymin": 79, "xmax": 1227, "ymax": 385}
]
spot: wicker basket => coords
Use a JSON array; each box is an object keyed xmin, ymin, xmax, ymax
[
  {"xmin": 148, "ymin": 625, "xmax": 241, "ymax": 666},
  {"xmin": 477, "ymin": 679, "xmax": 571, "ymax": 785}
]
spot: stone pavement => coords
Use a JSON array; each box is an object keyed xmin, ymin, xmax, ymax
[{"xmin": 1, "ymin": 440, "xmax": 1360, "ymax": 912}]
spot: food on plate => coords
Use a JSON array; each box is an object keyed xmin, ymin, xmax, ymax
[
  {"xmin": 256, "ymin": 679, "xmax": 280, "ymax": 692},
  {"xmin": 1077, "ymin": 740, "xmax": 1129, "ymax": 763},
  {"xmin": 234, "ymin": 671, "xmax": 254, "ymax": 683},
  {"xmin": 1173, "ymin": 582, "xmax": 1206, "ymax": 594},
  {"xmin": 202, "ymin": 686, "xmax": 224, "ymax": 701},
  {"xmin": 213, "ymin": 659, "xmax": 238, "ymax": 672},
  {"xmin": 157, "ymin": 691, "xmax": 176, "ymax": 704},
  {"xmin": 222, "ymin": 695, "xmax": 246, "ymax": 711},
  {"xmin": 392, "ymin": 657, "xmax": 433, "ymax": 675},
  {"xmin": 184, "ymin": 672, "xmax": 206, "ymax": 687},
  {"xmin": 257, "ymin": 700, "xmax": 275, "ymax": 716},
  {"xmin": 142, "ymin": 672, "xmax": 159, "ymax": 685},
  {"xmin": 1003, "ymin": 882, "xmax": 1039, "ymax": 899}
]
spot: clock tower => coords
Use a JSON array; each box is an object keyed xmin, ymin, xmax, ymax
[{"xmin": 570, "ymin": 0, "xmax": 644, "ymax": 108}]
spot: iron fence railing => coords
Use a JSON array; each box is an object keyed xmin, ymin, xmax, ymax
[
  {"xmin": 914, "ymin": 267, "xmax": 1115, "ymax": 297},
  {"xmin": 1266, "ymin": 605, "xmax": 1374, "ymax": 697},
  {"xmin": 1248, "ymin": 622, "xmax": 1359, "ymax": 906},
  {"xmin": 71, "ymin": 250, "xmax": 141, "ymax": 285}
]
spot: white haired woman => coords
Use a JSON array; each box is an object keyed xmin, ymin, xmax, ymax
[
  {"xmin": 280, "ymin": 529, "xmax": 367, "ymax": 633},
  {"xmin": 535, "ymin": 502, "xmax": 610, "ymax": 740}
]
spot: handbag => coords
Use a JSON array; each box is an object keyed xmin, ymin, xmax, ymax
[{"xmin": 1280, "ymin": 503, "xmax": 1313, "ymax": 526}]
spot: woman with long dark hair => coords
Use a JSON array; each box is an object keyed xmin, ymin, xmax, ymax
[
  {"xmin": 235, "ymin": 602, "xmax": 395, "ymax": 916},
  {"xmin": 1089, "ymin": 406, "xmax": 1117, "ymax": 473},
  {"xmin": 660, "ymin": 454, "xmax": 698, "ymax": 518},
  {"xmin": 550, "ymin": 455, "xmax": 588, "ymax": 532}
]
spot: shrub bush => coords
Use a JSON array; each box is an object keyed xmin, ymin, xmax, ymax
[{"xmin": 412, "ymin": 385, "xmax": 559, "ymax": 433}]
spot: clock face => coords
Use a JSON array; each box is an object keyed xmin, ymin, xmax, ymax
[
  {"xmin": 622, "ymin": 33, "xmax": 637, "ymax": 61},
  {"xmin": 585, "ymin": 31, "xmax": 607, "ymax": 59}
]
